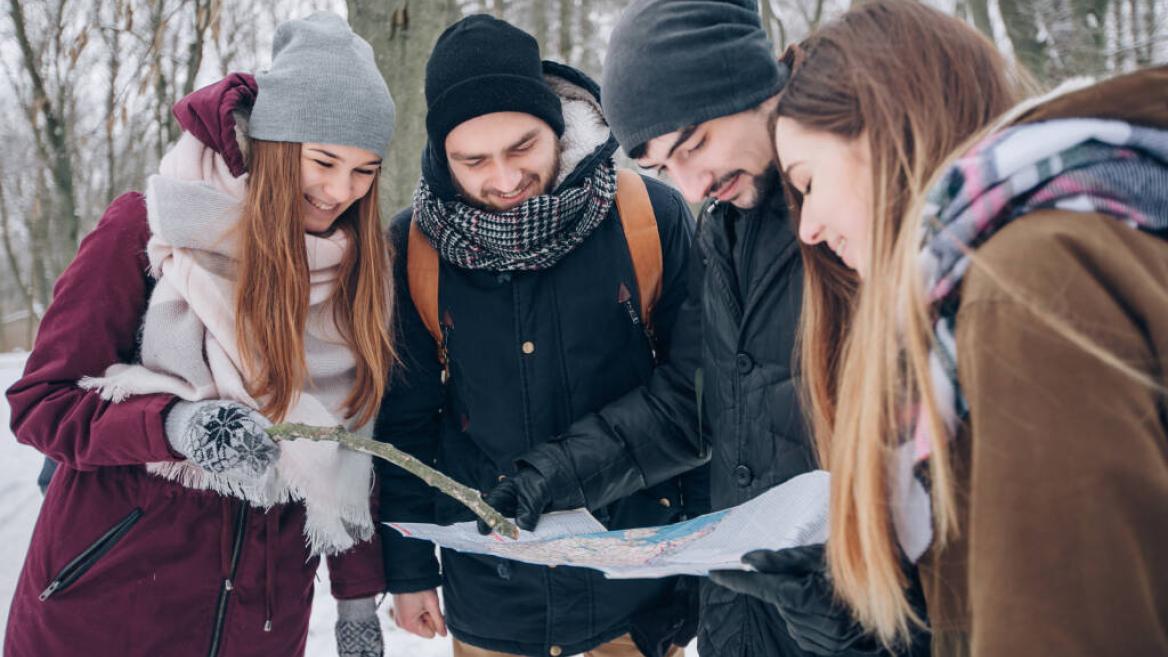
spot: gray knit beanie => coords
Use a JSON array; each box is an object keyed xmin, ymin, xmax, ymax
[
  {"xmin": 250, "ymin": 11, "xmax": 395, "ymax": 158},
  {"xmin": 602, "ymin": 0, "xmax": 788, "ymax": 154}
]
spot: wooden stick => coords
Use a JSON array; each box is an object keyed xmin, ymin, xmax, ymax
[{"xmin": 267, "ymin": 423, "xmax": 520, "ymax": 539}]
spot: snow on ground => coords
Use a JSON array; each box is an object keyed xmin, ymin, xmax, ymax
[
  {"xmin": 0, "ymin": 353, "xmax": 44, "ymax": 650},
  {"xmin": 0, "ymin": 352, "xmax": 696, "ymax": 656}
]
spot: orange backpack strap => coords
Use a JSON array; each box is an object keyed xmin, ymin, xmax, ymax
[
  {"xmin": 615, "ymin": 169, "xmax": 662, "ymax": 329},
  {"xmin": 407, "ymin": 217, "xmax": 443, "ymax": 350},
  {"xmin": 408, "ymin": 174, "xmax": 661, "ymax": 364}
]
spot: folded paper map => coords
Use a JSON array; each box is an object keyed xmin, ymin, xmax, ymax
[{"xmin": 387, "ymin": 470, "xmax": 830, "ymax": 579}]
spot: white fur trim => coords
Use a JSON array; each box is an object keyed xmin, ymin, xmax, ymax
[{"xmin": 547, "ymin": 74, "xmax": 613, "ymax": 188}]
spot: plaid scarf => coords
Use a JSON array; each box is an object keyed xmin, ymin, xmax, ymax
[
  {"xmin": 892, "ymin": 118, "xmax": 1168, "ymax": 562},
  {"xmin": 413, "ymin": 160, "xmax": 617, "ymax": 271}
]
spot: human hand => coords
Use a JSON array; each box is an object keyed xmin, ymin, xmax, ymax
[
  {"xmin": 709, "ymin": 545, "xmax": 878, "ymax": 656},
  {"xmin": 476, "ymin": 466, "xmax": 552, "ymax": 534},
  {"xmin": 390, "ymin": 589, "xmax": 447, "ymax": 639}
]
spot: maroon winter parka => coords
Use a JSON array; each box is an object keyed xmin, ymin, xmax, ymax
[{"xmin": 4, "ymin": 74, "xmax": 385, "ymax": 657}]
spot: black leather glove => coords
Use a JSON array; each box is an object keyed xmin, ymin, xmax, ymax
[
  {"xmin": 476, "ymin": 465, "xmax": 553, "ymax": 534},
  {"xmin": 709, "ymin": 545, "xmax": 880, "ymax": 656}
]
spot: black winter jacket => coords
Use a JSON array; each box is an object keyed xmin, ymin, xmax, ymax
[
  {"xmin": 374, "ymin": 63, "xmax": 705, "ymax": 657},
  {"xmin": 521, "ymin": 182, "xmax": 833, "ymax": 657}
]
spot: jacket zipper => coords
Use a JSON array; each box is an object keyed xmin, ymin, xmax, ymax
[
  {"xmin": 39, "ymin": 507, "xmax": 143, "ymax": 601},
  {"xmin": 207, "ymin": 503, "xmax": 248, "ymax": 657},
  {"xmin": 618, "ymin": 288, "xmax": 658, "ymax": 363},
  {"xmin": 733, "ymin": 211, "xmax": 758, "ymax": 485}
]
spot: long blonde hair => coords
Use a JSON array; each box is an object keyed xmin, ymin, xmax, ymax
[
  {"xmin": 774, "ymin": 0, "xmax": 1020, "ymax": 644},
  {"xmin": 235, "ymin": 139, "xmax": 395, "ymax": 427}
]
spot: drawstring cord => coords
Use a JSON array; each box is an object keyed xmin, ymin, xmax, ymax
[
  {"xmin": 219, "ymin": 501, "xmax": 233, "ymax": 580},
  {"xmin": 263, "ymin": 510, "xmax": 278, "ymax": 632}
]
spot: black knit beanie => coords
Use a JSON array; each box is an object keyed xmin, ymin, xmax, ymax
[{"xmin": 425, "ymin": 15, "xmax": 565, "ymax": 156}]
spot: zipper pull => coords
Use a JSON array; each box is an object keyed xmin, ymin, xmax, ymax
[
  {"xmin": 224, "ymin": 579, "xmax": 234, "ymax": 591},
  {"xmin": 440, "ymin": 311, "xmax": 453, "ymax": 384},
  {"xmin": 618, "ymin": 282, "xmax": 657, "ymax": 362},
  {"xmin": 618, "ymin": 283, "xmax": 642, "ymax": 327},
  {"xmin": 38, "ymin": 581, "xmax": 61, "ymax": 601}
]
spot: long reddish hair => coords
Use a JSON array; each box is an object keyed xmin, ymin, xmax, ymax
[{"xmin": 235, "ymin": 139, "xmax": 394, "ymax": 427}]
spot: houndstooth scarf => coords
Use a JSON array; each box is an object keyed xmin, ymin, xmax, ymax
[
  {"xmin": 890, "ymin": 117, "xmax": 1168, "ymax": 562},
  {"xmin": 413, "ymin": 160, "xmax": 617, "ymax": 271},
  {"xmin": 78, "ymin": 132, "xmax": 377, "ymax": 556}
]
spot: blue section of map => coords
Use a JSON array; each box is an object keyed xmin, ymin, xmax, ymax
[{"xmin": 577, "ymin": 509, "xmax": 729, "ymax": 544}]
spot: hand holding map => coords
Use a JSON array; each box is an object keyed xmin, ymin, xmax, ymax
[{"xmin": 387, "ymin": 470, "xmax": 831, "ymax": 579}]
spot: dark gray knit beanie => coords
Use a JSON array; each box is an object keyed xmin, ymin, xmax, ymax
[
  {"xmin": 250, "ymin": 11, "xmax": 396, "ymax": 158},
  {"xmin": 602, "ymin": 0, "xmax": 788, "ymax": 153}
]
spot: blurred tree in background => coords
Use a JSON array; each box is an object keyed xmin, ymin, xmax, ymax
[{"xmin": 1, "ymin": 0, "xmax": 1164, "ymax": 349}]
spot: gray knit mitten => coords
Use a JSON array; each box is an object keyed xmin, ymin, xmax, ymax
[
  {"xmin": 336, "ymin": 597, "xmax": 384, "ymax": 657},
  {"xmin": 164, "ymin": 400, "xmax": 277, "ymax": 477}
]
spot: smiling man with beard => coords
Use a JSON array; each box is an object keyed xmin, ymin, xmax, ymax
[
  {"xmin": 478, "ymin": 2, "xmax": 927, "ymax": 657},
  {"xmin": 374, "ymin": 14, "xmax": 705, "ymax": 657}
]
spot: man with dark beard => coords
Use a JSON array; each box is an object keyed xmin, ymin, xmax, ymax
[
  {"xmin": 479, "ymin": 2, "xmax": 928, "ymax": 657},
  {"xmin": 374, "ymin": 14, "xmax": 703, "ymax": 657}
]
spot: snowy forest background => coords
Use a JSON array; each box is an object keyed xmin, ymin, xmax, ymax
[{"xmin": 0, "ymin": 0, "xmax": 1165, "ymax": 345}]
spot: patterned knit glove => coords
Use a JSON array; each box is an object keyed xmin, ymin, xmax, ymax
[
  {"xmin": 336, "ymin": 597, "xmax": 384, "ymax": 657},
  {"xmin": 164, "ymin": 400, "xmax": 277, "ymax": 477}
]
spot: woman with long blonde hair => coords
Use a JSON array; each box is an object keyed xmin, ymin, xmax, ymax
[
  {"xmin": 748, "ymin": 1, "xmax": 1168, "ymax": 654},
  {"xmin": 5, "ymin": 12, "xmax": 397, "ymax": 657}
]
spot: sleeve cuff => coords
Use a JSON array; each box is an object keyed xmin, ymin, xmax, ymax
[{"xmin": 386, "ymin": 572, "xmax": 443, "ymax": 595}]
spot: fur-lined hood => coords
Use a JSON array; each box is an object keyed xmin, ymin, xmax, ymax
[{"xmin": 420, "ymin": 60, "xmax": 619, "ymax": 202}]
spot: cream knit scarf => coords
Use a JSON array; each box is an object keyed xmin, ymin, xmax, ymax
[{"xmin": 80, "ymin": 132, "xmax": 374, "ymax": 556}]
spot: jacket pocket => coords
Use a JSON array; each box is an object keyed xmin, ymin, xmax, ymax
[{"xmin": 39, "ymin": 507, "xmax": 143, "ymax": 601}]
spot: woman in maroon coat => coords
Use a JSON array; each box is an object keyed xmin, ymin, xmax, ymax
[{"xmin": 5, "ymin": 12, "xmax": 397, "ymax": 657}]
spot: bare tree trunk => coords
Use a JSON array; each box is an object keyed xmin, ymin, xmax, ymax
[
  {"xmin": 348, "ymin": 0, "xmax": 456, "ymax": 215},
  {"xmin": 1129, "ymin": 0, "xmax": 1152, "ymax": 64},
  {"xmin": 558, "ymin": 0, "xmax": 572, "ymax": 63},
  {"xmin": 1144, "ymin": 0, "xmax": 1156, "ymax": 64},
  {"xmin": 1070, "ymin": 0, "xmax": 1110, "ymax": 75},
  {"xmin": 577, "ymin": 0, "xmax": 599, "ymax": 76},
  {"xmin": 9, "ymin": 0, "xmax": 81, "ymax": 259},
  {"xmin": 532, "ymin": 0, "xmax": 548, "ymax": 52},
  {"xmin": 146, "ymin": 0, "xmax": 178, "ymax": 155},
  {"xmin": 0, "ymin": 174, "xmax": 37, "ymax": 326},
  {"xmin": 998, "ymin": 0, "xmax": 1050, "ymax": 86},
  {"xmin": 103, "ymin": 0, "xmax": 124, "ymax": 205},
  {"xmin": 1111, "ymin": 0, "xmax": 1125, "ymax": 69},
  {"xmin": 29, "ymin": 172, "xmax": 53, "ymax": 310},
  {"xmin": 810, "ymin": 0, "xmax": 827, "ymax": 30},
  {"xmin": 966, "ymin": 0, "xmax": 996, "ymax": 41},
  {"xmin": 181, "ymin": 0, "xmax": 213, "ymax": 97},
  {"xmin": 493, "ymin": 0, "xmax": 505, "ymax": 19}
]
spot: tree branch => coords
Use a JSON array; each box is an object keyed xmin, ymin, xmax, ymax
[
  {"xmin": 0, "ymin": 173, "xmax": 35, "ymax": 319},
  {"xmin": 267, "ymin": 423, "xmax": 520, "ymax": 539}
]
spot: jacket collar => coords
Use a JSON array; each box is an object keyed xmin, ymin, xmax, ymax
[{"xmin": 1010, "ymin": 65, "xmax": 1168, "ymax": 129}]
